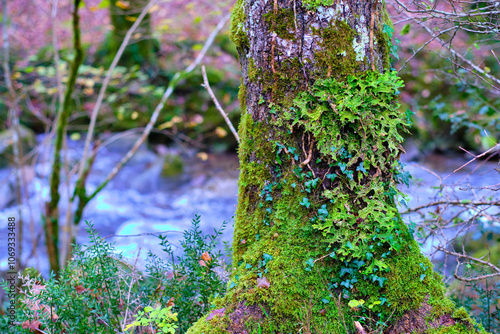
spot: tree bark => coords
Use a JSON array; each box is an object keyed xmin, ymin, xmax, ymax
[{"xmin": 188, "ymin": 0, "xmax": 485, "ymax": 333}]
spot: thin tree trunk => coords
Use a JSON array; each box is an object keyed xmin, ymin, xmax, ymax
[
  {"xmin": 188, "ymin": 0, "xmax": 484, "ymax": 333},
  {"xmin": 46, "ymin": 0, "xmax": 84, "ymax": 275},
  {"xmin": 106, "ymin": 0, "xmax": 157, "ymax": 67}
]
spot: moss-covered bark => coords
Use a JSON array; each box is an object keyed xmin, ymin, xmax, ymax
[{"xmin": 188, "ymin": 0, "xmax": 487, "ymax": 333}]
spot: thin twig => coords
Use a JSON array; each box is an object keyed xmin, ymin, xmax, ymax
[
  {"xmin": 201, "ymin": 65, "xmax": 240, "ymax": 143},
  {"xmin": 86, "ymin": 13, "xmax": 231, "ymax": 204},
  {"xmin": 76, "ymin": 0, "xmax": 159, "ymax": 192},
  {"xmin": 2, "ymin": 0, "xmax": 24, "ymax": 270}
]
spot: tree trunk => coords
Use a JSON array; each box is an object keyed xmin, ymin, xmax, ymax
[
  {"xmin": 100, "ymin": 0, "xmax": 157, "ymax": 67},
  {"xmin": 188, "ymin": 1, "xmax": 485, "ymax": 333}
]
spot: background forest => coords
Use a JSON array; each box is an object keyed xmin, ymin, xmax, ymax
[{"xmin": 0, "ymin": 0, "xmax": 499, "ymax": 333}]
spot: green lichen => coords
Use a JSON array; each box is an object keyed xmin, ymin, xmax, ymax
[{"xmin": 230, "ymin": 0, "xmax": 249, "ymax": 49}]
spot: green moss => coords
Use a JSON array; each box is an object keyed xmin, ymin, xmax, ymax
[
  {"xmin": 312, "ymin": 20, "xmax": 358, "ymax": 78},
  {"xmin": 427, "ymin": 322, "xmax": 487, "ymax": 334},
  {"xmin": 302, "ymin": 0, "xmax": 335, "ymax": 9},
  {"xmin": 238, "ymin": 78, "xmax": 247, "ymax": 109},
  {"xmin": 264, "ymin": 8, "xmax": 296, "ymax": 40},
  {"xmin": 248, "ymin": 58, "xmax": 258, "ymax": 82},
  {"xmin": 384, "ymin": 240, "xmax": 447, "ymax": 315},
  {"xmin": 230, "ymin": 0, "xmax": 249, "ymax": 49},
  {"xmin": 161, "ymin": 154, "xmax": 184, "ymax": 177}
]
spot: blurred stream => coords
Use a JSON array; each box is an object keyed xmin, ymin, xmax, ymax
[{"xmin": 0, "ymin": 134, "xmax": 498, "ymax": 275}]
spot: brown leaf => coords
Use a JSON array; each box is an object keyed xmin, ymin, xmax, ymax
[
  {"xmin": 74, "ymin": 285, "xmax": 86, "ymax": 294},
  {"xmin": 256, "ymin": 277, "xmax": 270, "ymax": 289},
  {"xmin": 199, "ymin": 260, "xmax": 207, "ymax": 267},
  {"xmin": 167, "ymin": 297, "xmax": 175, "ymax": 308},
  {"xmin": 319, "ymin": 309, "xmax": 326, "ymax": 316},
  {"xmin": 22, "ymin": 320, "xmax": 41, "ymax": 332},
  {"xmin": 201, "ymin": 251, "xmax": 211, "ymax": 264}
]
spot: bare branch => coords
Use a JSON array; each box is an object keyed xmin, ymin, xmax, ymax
[
  {"xmin": 201, "ymin": 65, "xmax": 240, "ymax": 143},
  {"xmin": 86, "ymin": 13, "xmax": 231, "ymax": 203}
]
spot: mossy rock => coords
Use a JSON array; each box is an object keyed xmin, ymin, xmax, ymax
[
  {"xmin": 161, "ymin": 153, "xmax": 184, "ymax": 177},
  {"xmin": 0, "ymin": 125, "xmax": 36, "ymax": 168}
]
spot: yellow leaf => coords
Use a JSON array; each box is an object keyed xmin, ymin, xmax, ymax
[
  {"xmin": 125, "ymin": 16, "xmax": 137, "ymax": 22},
  {"xmin": 131, "ymin": 111, "xmax": 139, "ymax": 120},
  {"xmin": 196, "ymin": 152, "xmax": 208, "ymax": 161},
  {"xmin": 215, "ymin": 127, "xmax": 227, "ymax": 138},
  {"xmin": 115, "ymin": 0, "xmax": 130, "ymax": 9}
]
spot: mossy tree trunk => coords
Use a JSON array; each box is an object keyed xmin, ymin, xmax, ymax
[
  {"xmin": 102, "ymin": 0, "xmax": 157, "ymax": 67},
  {"xmin": 188, "ymin": 1, "xmax": 485, "ymax": 333}
]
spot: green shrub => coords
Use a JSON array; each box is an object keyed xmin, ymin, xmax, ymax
[
  {"xmin": 0, "ymin": 216, "xmax": 230, "ymax": 333},
  {"xmin": 146, "ymin": 214, "xmax": 230, "ymax": 333}
]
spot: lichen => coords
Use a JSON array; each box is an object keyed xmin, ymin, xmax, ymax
[{"xmin": 352, "ymin": 15, "xmax": 369, "ymax": 62}]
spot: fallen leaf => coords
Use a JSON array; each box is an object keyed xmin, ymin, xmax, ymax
[
  {"xmin": 256, "ymin": 277, "xmax": 270, "ymax": 289},
  {"xmin": 206, "ymin": 307, "xmax": 225, "ymax": 321}
]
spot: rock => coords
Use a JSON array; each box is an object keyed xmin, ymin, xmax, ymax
[
  {"xmin": 0, "ymin": 125, "xmax": 36, "ymax": 168},
  {"xmin": 161, "ymin": 153, "xmax": 184, "ymax": 177}
]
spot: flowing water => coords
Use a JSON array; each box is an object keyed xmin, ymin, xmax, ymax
[{"xmin": 0, "ymin": 134, "xmax": 498, "ymax": 275}]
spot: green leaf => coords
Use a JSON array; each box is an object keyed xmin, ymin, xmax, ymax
[
  {"xmin": 144, "ymin": 306, "xmax": 154, "ymax": 312},
  {"xmin": 400, "ymin": 23, "xmax": 410, "ymax": 35},
  {"xmin": 98, "ymin": 0, "xmax": 110, "ymax": 8},
  {"xmin": 348, "ymin": 299, "xmax": 365, "ymax": 308}
]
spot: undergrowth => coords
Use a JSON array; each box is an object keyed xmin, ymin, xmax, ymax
[{"xmin": 0, "ymin": 216, "xmax": 229, "ymax": 334}]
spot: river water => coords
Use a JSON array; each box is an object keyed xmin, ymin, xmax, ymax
[{"xmin": 0, "ymin": 134, "xmax": 498, "ymax": 275}]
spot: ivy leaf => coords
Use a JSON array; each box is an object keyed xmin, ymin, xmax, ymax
[
  {"xmin": 356, "ymin": 162, "xmax": 367, "ymax": 174},
  {"xmin": 263, "ymin": 253, "xmax": 273, "ymax": 261},
  {"xmin": 300, "ymin": 197, "xmax": 311, "ymax": 208}
]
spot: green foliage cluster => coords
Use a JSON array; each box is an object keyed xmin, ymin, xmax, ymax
[
  {"xmin": 0, "ymin": 216, "xmax": 229, "ymax": 334},
  {"xmin": 0, "ymin": 45, "xmax": 240, "ymax": 150},
  {"xmin": 451, "ymin": 277, "xmax": 500, "ymax": 333},
  {"xmin": 125, "ymin": 305, "xmax": 178, "ymax": 333},
  {"xmin": 147, "ymin": 215, "xmax": 229, "ymax": 333}
]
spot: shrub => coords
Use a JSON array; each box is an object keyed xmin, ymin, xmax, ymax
[{"xmin": 0, "ymin": 216, "xmax": 230, "ymax": 333}]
